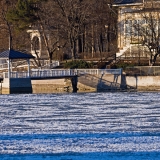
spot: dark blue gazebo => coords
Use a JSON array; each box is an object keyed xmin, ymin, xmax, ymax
[
  {"xmin": 114, "ymin": 0, "xmax": 143, "ymax": 5},
  {"xmin": 0, "ymin": 49, "xmax": 35, "ymax": 78},
  {"xmin": 0, "ymin": 49, "xmax": 35, "ymax": 59}
]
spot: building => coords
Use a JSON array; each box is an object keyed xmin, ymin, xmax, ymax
[{"xmin": 113, "ymin": 0, "xmax": 160, "ymax": 65}]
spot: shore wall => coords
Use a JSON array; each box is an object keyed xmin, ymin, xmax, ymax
[
  {"xmin": 77, "ymin": 74, "xmax": 122, "ymax": 92},
  {"xmin": 126, "ymin": 76, "xmax": 160, "ymax": 91},
  {"xmin": 1, "ymin": 76, "xmax": 78, "ymax": 94},
  {"xmin": 31, "ymin": 77, "xmax": 78, "ymax": 93},
  {"xmin": 31, "ymin": 74, "xmax": 122, "ymax": 93},
  {"xmin": 3, "ymin": 74, "xmax": 160, "ymax": 94},
  {"xmin": 21, "ymin": 75, "xmax": 160, "ymax": 93},
  {"xmin": 2, "ymin": 78, "xmax": 32, "ymax": 94},
  {"xmin": 31, "ymin": 79, "xmax": 70, "ymax": 93}
]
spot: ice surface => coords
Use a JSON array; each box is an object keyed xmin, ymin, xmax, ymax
[{"xmin": 0, "ymin": 92, "xmax": 160, "ymax": 159}]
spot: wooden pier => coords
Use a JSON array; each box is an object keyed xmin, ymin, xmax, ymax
[{"xmin": 0, "ymin": 69, "xmax": 123, "ymax": 94}]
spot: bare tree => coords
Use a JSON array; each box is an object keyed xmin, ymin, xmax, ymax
[
  {"xmin": 84, "ymin": 0, "xmax": 117, "ymax": 60},
  {"xmin": 53, "ymin": 0, "xmax": 93, "ymax": 59},
  {"xmin": 4, "ymin": 0, "xmax": 118, "ymax": 64},
  {"xmin": 133, "ymin": 7, "xmax": 160, "ymax": 65},
  {"xmin": 30, "ymin": 0, "xmax": 67, "ymax": 64}
]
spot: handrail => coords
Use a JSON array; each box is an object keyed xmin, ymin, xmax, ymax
[
  {"xmin": 41, "ymin": 61, "xmax": 60, "ymax": 69},
  {"xmin": 126, "ymin": 66, "xmax": 160, "ymax": 76},
  {"xmin": 3, "ymin": 69, "xmax": 122, "ymax": 79},
  {"xmin": 0, "ymin": 60, "xmax": 28, "ymax": 69},
  {"xmin": 0, "ymin": 60, "xmax": 60, "ymax": 70}
]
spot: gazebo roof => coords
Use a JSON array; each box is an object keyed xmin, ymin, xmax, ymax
[
  {"xmin": 114, "ymin": 0, "xmax": 143, "ymax": 5},
  {"xmin": 0, "ymin": 49, "xmax": 35, "ymax": 59}
]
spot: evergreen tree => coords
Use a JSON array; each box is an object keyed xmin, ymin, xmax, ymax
[{"xmin": 6, "ymin": 0, "xmax": 43, "ymax": 30}]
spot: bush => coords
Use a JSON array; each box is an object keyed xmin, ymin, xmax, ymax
[
  {"xmin": 97, "ymin": 62, "xmax": 106, "ymax": 69},
  {"xmin": 64, "ymin": 60, "xmax": 93, "ymax": 69},
  {"xmin": 115, "ymin": 62, "xmax": 134, "ymax": 70}
]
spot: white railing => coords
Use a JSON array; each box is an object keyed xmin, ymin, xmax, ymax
[
  {"xmin": 0, "ymin": 60, "xmax": 29, "ymax": 69},
  {"xmin": 3, "ymin": 69, "xmax": 122, "ymax": 79},
  {"xmin": 76, "ymin": 69, "xmax": 122, "ymax": 75},
  {"xmin": 126, "ymin": 66, "xmax": 160, "ymax": 76},
  {"xmin": 41, "ymin": 61, "xmax": 60, "ymax": 69},
  {"xmin": 76, "ymin": 69, "xmax": 99, "ymax": 75},
  {"xmin": 98, "ymin": 69, "xmax": 122, "ymax": 75},
  {"xmin": 0, "ymin": 63, "xmax": 8, "ymax": 69},
  {"xmin": 4, "ymin": 72, "xmax": 30, "ymax": 78},
  {"xmin": 0, "ymin": 60, "xmax": 60, "ymax": 70},
  {"xmin": 31, "ymin": 69, "xmax": 74, "ymax": 77}
]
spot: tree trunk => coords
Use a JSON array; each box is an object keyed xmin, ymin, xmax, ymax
[
  {"xmin": 152, "ymin": 53, "xmax": 158, "ymax": 66},
  {"xmin": 39, "ymin": 24, "xmax": 51, "ymax": 62}
]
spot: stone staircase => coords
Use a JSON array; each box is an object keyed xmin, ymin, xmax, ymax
[
  {"xmin": 107, "ymin": 45, "xmax": 130, "ymax": 66},
  {"xmin": 116, "ymin": 45, "xmax": 130, "ymax": 58}
]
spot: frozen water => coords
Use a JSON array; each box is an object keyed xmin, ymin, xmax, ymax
[{"xmin": 0, "ymin": 92, "xmax": 160, "ymax": 159}]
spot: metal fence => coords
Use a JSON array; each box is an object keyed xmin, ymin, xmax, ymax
[
  {"xmin": 31, "ymin": 69, "xmax": 73, "ymax": 78},
  {"xmin": 126, "ymin": 66, "xmax": 160, "ymax": 76},
  {"xmin": 0, "ymin": 60, "xmax": 60, "ymax": 70},
  {"xmin": 3, "ymin": 68, "xmax": 122, "ymax": 79}
]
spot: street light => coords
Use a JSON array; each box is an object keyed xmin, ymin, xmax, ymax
[
  {"xmin": 107, "ymin": 4, "xmax": 117, "ymax": 16},
  {"xmin": 149, "ymin": 42, "xmax": 157, "ymax": 66},
  {"xmin": 105, "ymin": 25, "xmax": 109, "ymax": 52}
]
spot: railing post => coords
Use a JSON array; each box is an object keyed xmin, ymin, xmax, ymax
[
  {"xmin": 3, "ymin": 72, "xmax": 6, "ymax": 78},
  {"xmin": 120, "ymin": 68, "xmax": 122, "ymax": 75},
  {"xmin": 69, "ymin": 69, "xmax": 71, "ymax": 76},
  {"xmin": 27, "ymin": 59, "xmax": 30, "ymax": 78},
  {"xmin": 7, "ymin": 59, "xmax": 11, "ymax": 79}
]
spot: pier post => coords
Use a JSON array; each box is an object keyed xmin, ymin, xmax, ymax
[
  {"xmin": 2, "ymin": 77, "xmax": 32, "ymax": 94},
  {"xmin": 27, "ymin": 59, "xmax": 31, "ymax": 77},
  {"xmin": 71, "ymin": 76, "xmax": 78, "ymax": 92}
]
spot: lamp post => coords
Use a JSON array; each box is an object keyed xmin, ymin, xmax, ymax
[
  {"xmin": 149, "ymin": 42, "xmax": 156, "ymax": 66},
  {"xmin": 7, "ymin": 59, "xmax": 11, "ymax": 79},
  {"xmin": 138, "ymin": 20, "xmax": 140, "ymax": 65},
  {"xmin": 105, "ymin": 25, "xmax": 109, "ymax": 52}
]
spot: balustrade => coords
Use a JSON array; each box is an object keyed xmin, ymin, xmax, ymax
[{"xmin": 3, "ymin": 69, "xmax": 122, "ymax": 79}]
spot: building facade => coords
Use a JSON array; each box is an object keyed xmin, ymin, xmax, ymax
[{"xmin": 114, "ymin": 0, "xmax": 160, "ymax": 64}]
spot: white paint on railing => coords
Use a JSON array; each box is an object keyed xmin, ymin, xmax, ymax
[
  {"xmin": 127, "ymin": 66, "xmax": 160, "ymax": 75},
  {"xmin": 0, "ymin": 60, "xmax": 60, "ymax": 70},
  {"xmin": 3, "ymin": 69, "xmax": 122, "ymax": 79},
  {"xmin": 41, "ymin": 61, "xmax": 60, "ymax": 69},
  {"xmin": 76, "ymin": 69, "xmax": 99, "ymax": 75},
  {"xmin": 0, "ymin": 60, "xmax": 28, "ymax": 69},
  {"xmin": 98, "ymin": 69, "xmax": 122, "ymax": 75},
  {"xmin": 31, "ymin": 69, "xmax": 74, "ymax": 78}
]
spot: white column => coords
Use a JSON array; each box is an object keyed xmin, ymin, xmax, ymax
[
  {"xmin": 124, "ymin": 13, "xmax": 126, "ymax": 46},
  {"xmin": 118, "ymin": 8, "xmax": 122, "ymax": 49},
  {"xmin": 10, "ymin": 59, "xmax": 12, "ymax": 72},
  {"xmin": 27, "ymin": 59, "xmax": 30, "ymax": 78},
  {"xmin": 7, "ymin": 59, "xmax": 11, "ymax": 79}
]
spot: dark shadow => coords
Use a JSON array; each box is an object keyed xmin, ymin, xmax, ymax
[
  {"xmin": 136, "ymin": 75, "xmax": 138, "ymax": 89},
  {"xmin": 78, "ymin": 73, "xmax": 136, "ymax": 92}
]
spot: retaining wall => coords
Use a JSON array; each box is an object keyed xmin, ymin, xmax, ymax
[
  {"xmin": 3, "ymin": 74, "xmax": 160, "ymax": 94},
  {"xmin": 125, "ymin": 76, "xmax": 160, "ymax": 91},
  {"xmin": 2, "ymin": 78, "xmax": 32, "ymax": 94},
  {"xmin": 31, "ymin": 74, "xmax": 122, "ymax": 93},
  {"xmin": 31, "ymin": 77, "xmax": 78, "ymax": 93},
  {"xmin": 78, "ymin": 74, "xmax": 122, "ymax": 92}
]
